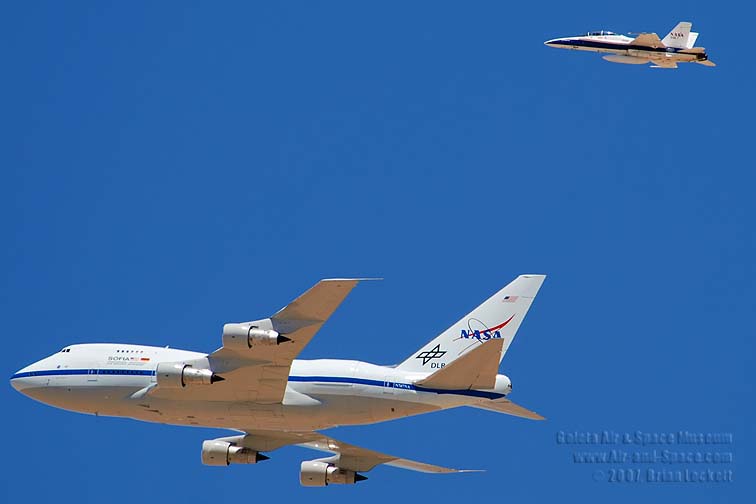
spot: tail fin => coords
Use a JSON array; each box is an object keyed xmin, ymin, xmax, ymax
[
  {"xmin": 687, "ymin": 32, "xmax": 699, "ymax": 49},
  {"xmin": 396, "ymin": 275, "xmax": 546, "ymax": 373},
  {"xmin": 662, "ymin": 21, "xmax": 695, "ymax": 49}
]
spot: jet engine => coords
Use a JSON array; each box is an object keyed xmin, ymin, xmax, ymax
[
  {"xmin": 155, "ymin": 362, "xmax": 224, "ymax": 388},
  {"xmin": 300, "ymin": 460, "xmax": 367, "ymax": 486},
  {"xmin": 602, "ymin": 55, "xmax": 649, "ymax": 65},
  {"xmin": 201, "ymin": 440, "xmax": 268, "ymax": 466},
  {"xmin": 222, "ymin": 320, "xmax": 291, "ymax": 350}
]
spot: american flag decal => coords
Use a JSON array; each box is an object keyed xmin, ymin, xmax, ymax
[{"xmin": 502, "ymin": 295, "xmax": 518, "ymax": 303}]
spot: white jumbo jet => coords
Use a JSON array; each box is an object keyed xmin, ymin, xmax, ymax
[
  {"xmin": 11, "ymin": 275, "xmax": 545, "ymax": 486},
  {"xmin": 545, "ymin": 21, "xmax": 715, "ymax": 68}
]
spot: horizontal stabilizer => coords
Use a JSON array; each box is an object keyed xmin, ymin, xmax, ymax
[
  {"xmin": 468, "ymin": 398, "xmax": 545, "ymax": 420},
  {"xmin": 416, "ymin": 339, "xmax": 503, "ymax": 390},
  {"xmin": 697, "ymin": 59, "xmax": 716, "ymax": 67}
]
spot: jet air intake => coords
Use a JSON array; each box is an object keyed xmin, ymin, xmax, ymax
[
  {"xmin": 155, "ymin": 363, "xmax": 224, "ymax": 388},
  {"xmin": 300, "ymin": 460, "xmax": 367, "ymax": 486},
  {"xmin": 222, "ymin": 320, "xmax": 291, "ymax": 350}
]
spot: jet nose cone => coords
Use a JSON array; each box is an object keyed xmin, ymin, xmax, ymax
[
  {"xmin": 544, "ymin": 39, "xmax": 558, "ymax": 46},
  {"xmin": 10, "ymin": 370, "xmax": 27, "ymax": 393},
  {"xmin": 10, "ymin": 365, "xmax": 38, "ymax": 395}
]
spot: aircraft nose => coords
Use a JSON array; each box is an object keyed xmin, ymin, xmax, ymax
[
  {"xmin": 10, "ymin": 370, "xmax": 28, "ymax": 393},
  {"xmin": 10, "ymin": 363, "xmax": 43, "ymax": 395},
  {"xmin": 544, "ymin": 39, "xmax": 558, "ymax": 46}
]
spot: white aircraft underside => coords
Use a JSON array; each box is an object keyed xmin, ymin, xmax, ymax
[
  {"xmin": 545, "ymin": 22, "xmax": 715, "ymax": 68},
  {"xmin": 11, "ymin": 275, "xmax": 546, "ymax": 486}
]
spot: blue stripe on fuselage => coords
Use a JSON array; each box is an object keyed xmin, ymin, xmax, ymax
[
  {"xmin": 10, "ymin": 368, "xmax": 156, "ymax": 379},
  {"xmin": 288, "ymin": 375, "xmax": 506, "ymax": 400},
  {"xmin": 556, "ymin": 39, "xmax": 683, "ymax": 54},
  {"xmin": 9, "ymin": 369, "xmax": 506, "ymax": 400}
]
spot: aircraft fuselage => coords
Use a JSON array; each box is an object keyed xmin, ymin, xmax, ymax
[
  {"xmin": 544, "ymin": 31, "xmax": 713, "ymax": 67},
  {"xmin": 10, "ymin": 343, "xmax": 511, "ymax": 431}
]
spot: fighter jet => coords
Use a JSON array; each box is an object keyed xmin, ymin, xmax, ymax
[{"xmin": 545, "ymin": 21, "xmax": 715, "ymax": 68}]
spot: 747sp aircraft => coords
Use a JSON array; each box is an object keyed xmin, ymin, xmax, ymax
[
  {"xmin": 11, "ymin": 275, "xmax": 545, "ymax": 486},
  {"xmin": 545, "ymin": 21, "xmax": 715, "ymax": 68}
]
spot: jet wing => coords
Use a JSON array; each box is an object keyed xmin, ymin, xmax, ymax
[
  {"xmin": 155, "ymin": 279, "xmax": 361, "ymax": 404},
  {"xmin": 211, "ymin": 278, "xmax": 361, "ymax": 364},
  {"xmin": 629, "ymin": 32, "xmax": 665, "ymax": 48},
  {"xmin": 221, "ymin": 430, "xmax": 478, "ymax": 474}
]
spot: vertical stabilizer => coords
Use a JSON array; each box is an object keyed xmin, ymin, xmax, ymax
[
  {"xmin": 687, "ymin": 32, "xmax": 699, "ymax": 49},
  {"xmin": 662, "ymin": 22, "xmax": 693, "ymax": 49},
  {"xmin": 396, "ymin": 275, "xmax": 546, "ymax": 373}
]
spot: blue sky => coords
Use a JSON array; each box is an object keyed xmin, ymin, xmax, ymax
[{"xmin": 2, "ymin": 2, "xmax": 753, "ymax": 501}]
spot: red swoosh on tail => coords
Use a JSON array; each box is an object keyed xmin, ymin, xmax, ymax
[{"xmin": 486, "ymin": 314, "xmax": 515, "ymax": 332}]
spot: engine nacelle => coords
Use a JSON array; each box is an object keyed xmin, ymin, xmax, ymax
[
  {"xmin": 222, "ymin": 320, "xmax": 290, "ymax": 350},
  {"xmin": 201, "ymin": 440, "xmax": 267, "ymax": 466},
  {"xmin": 155, "ymin": 362, "xmax": 223, "ymax": 388},
  {"xmin": 300, "ymin": 460, "xmax": 366, "ymax": 486}
]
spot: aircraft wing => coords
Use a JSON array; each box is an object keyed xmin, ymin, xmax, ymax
[
  {"xmin": 222, "ymin": 430, "xmax": 478, "ymax": 474},
  {"xmin": 159, "ymin": 279, "xmax": 361, "ymax": 404},
  {"xmin": 629, "ymin": 32, "xmax": 665, "ymax": 48},
  {"xmin": 211, "ymin": 278, "xmax": 361, "ymax": 364}
]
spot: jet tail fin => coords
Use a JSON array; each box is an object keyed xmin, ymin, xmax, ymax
[
  {"xmin": 662, "ymin": 21, "xmax": 694, "ymax": 49},
  {"xmin": 415, "ymin": 339, "xmax": 503, "ymax": 390},
  {"xmin": 687, "ymin": 32, "xmax": 700, "ymax": 48},
  {"xmin": 468, "ymin": 398, "xmax": 545, "ymax": 420},
  {"xmin": 396, "ymin": 275, "xmax": 546, "ymax": 373}
]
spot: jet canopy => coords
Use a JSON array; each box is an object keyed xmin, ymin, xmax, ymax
[{"xmin": 586, "ymin": 30, "xmax": 617, "ymax": 36}]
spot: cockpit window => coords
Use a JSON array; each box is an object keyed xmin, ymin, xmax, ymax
[{"xmin": 587, "ymin": 30, "xmax": 616, "ymax": 36}]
